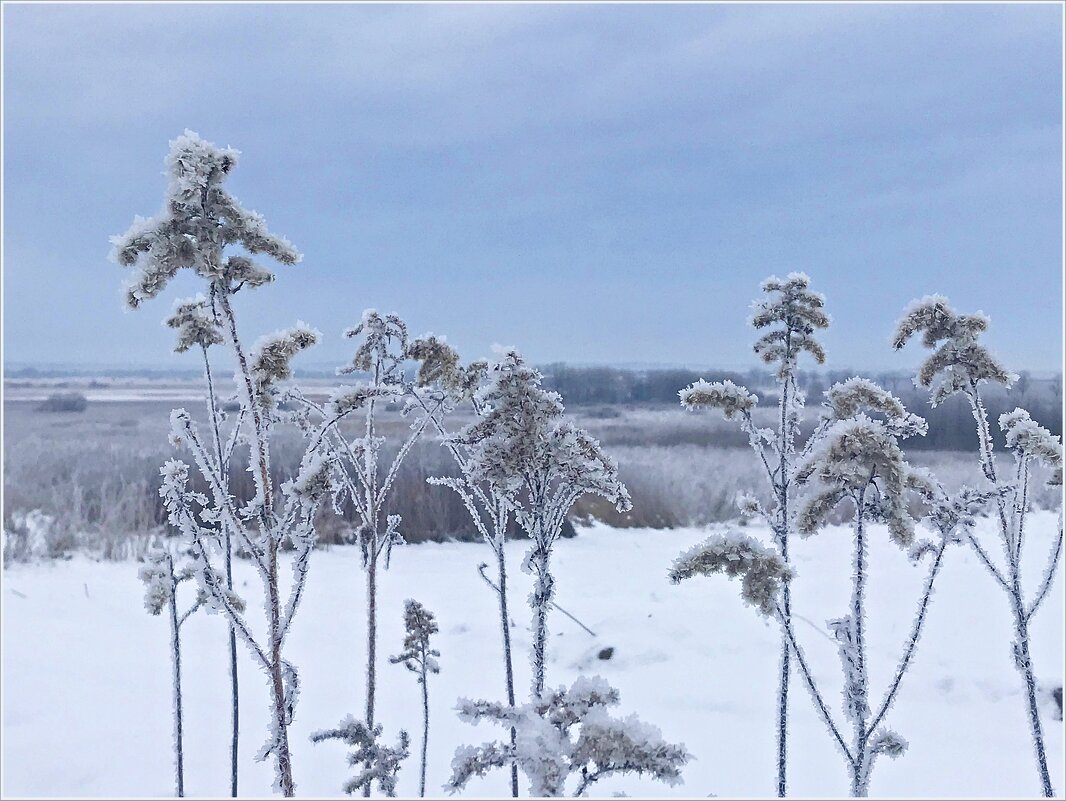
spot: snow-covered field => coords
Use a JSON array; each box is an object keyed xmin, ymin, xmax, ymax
[{"xmin": 3, "ymin": 514, "xmax": 1063, "ymax": 798}]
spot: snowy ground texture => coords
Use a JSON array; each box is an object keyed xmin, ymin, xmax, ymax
[{"xmin": 3, "ymin": 513, "xmax": 1063, "ymax": 798}]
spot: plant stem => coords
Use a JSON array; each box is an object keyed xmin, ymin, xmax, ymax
[
  {"xmin": 169, "ymin": 564, "xmax": 185, "ymax": 798},
  {"xmin": 497, "ymin": 543, "xmax": 520, "ymax": 797},
  {"xmin": 420, "ymin": 666, "xmax": 429, "ymax": 798},
  {"xmin": 202, "ymin": 347, "xmax": 240, "ymax": 797}
]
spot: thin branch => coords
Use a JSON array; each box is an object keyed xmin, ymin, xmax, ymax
[
  {"xmin": 864, "ymin": 535, "xmax": 948, "ymax": 740},
  {"xmin": 178, "ymin": 598, "xmax": 205, "ymax": 628},
  {"xmin": 188, "ymin": 528, "xmax": 270, "ymax": 670},
  {"xmin": 966, "ymin": 531, "xmax": 1011, "ymax": 593},
  {"xmin": 742, "ymin": 409, "xmax": 776, "ymax": 487},
  {"xmin": 179, "ymin": 416, "xmax": 268, "ymax": 572},
  {"xmin": 1014, "ymin": 457, "xmax": 1030, "ymax": 567},
  {"xmin": 477, "ymin": 562, "xmax": 597, "ymax": 637},
  {"xmin": 1027, "ymin": 519, "xmax": 1064, "ymax": 622},
  {"xmin": 222, "ymin": 406, "xmax": 246, "ymax": 470},
  {"xmin": 279, "ymin": 526, "xmax": 315, "ymax": 643},
  {"xmin": 375, "ymin": 398, "xmax": 442, "ymax": 509},
  {"xmin": 774, "ymin": 600, "xmax": 855, "ymax": 766}
]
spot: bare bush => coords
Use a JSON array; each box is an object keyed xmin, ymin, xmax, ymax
[{"xmin": 36, "ymin": 392, "xmax": 88, "ymax": 413}]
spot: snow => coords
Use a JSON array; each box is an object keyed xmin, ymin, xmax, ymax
[{"xmin": 3, "ymin": 513, "xmax": 1063, "ymax": 797}]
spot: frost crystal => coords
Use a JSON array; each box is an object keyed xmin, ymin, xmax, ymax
[
  {"xmin": 678, "ymin": 379, "xmax": 758, "ymax": 417},
  {"xmin": 138, "ymin": 549, "xmax": 174, "ymax": 614}
]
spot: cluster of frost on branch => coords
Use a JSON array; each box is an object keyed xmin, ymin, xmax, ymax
[
  {"xmin": 999, "ymin": 409, "xmax": 1064, "ymax": 486},
  {"xmin": 751, "ymin": 272, "xmax": 829, "ymax": 375},
  {"xmin": 892, "ymin": 295, "xmax": 1015, "ymax": 406},
  {"xmin": 448, "ymin": 676, "xmax": 689, "ymax": 797},
  {"xmin": 678, "ymin": 379, "xmax": 758, "ymax": 418},
  {"xmin": 250, "ymin": 325, "xmax": 320, "ymax": 410},
  {"xmin": 165, "ymin": 296, "xmax": 223, "ymax": 353},
  {"xmin": 311, "ymin": 716, "xmax": 410, "ymax": 797},
  {"xmin": 391, "ymin": 600, "xmax": 441, "ymax": 679},
  {"xmin": 669, "ymin": 532, "xmax": 792, "ymax": 616},
  {"xmin": 110, "ymin": 130, "xmax": 299, "ymax": 309},
  {"xmin": 795, "ymin": 417, "xmax": 929, "ymax": 548}
]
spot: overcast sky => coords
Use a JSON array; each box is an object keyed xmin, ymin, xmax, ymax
[{"xmin": 3, "ymin": 3, "xmax": 1062, "ymax": 372}]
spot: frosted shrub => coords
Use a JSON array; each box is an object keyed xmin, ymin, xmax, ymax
[
  {"xmin": 36, "ymin": 392, "xmax": 89, "ymax": 413},
  {"xmin": 448, "ymin": 676, "xmax": 689, "ymax": 797},
  {"xmin": 676, "ymin": 272, "xmax": 828, "ymax": 796},
  {"xmin": 446, "ymin": 350, "xmax": 652, "ymax": 796},
  {"xmin": 893, "ymin": 296, "xmax": 1064, "ymax": 797},
  {"xmin": 112, "ymin": 131, "xmax": 328, "ymax": 796}
]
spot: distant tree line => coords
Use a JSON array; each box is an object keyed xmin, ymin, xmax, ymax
[{"xmin": 539, "ymin": 364, "xmax": 1062, "ymax": 451}]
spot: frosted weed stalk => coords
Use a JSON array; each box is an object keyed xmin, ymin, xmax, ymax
[
  {"xmin": 138, "ymin": 545, "xmax": 218, "ymax": 797},
  {"xmin": 113, "ymin": 131, "xmax": 332, "ymax": 796},
  {"xmin": 288, "ymin": 309, "xmax": 443, "ymax": 797},
  {"xmin": 893, "ymin": 295, "xmax": 1064, "ymax": 797},
  {"xmin": 673, "ymin": 276, "xmax": 996, "ymax": 797},
  {"xmin": 448, "ymin": 351, "xmax": 689, "ymax": 797},
  {"xmin": 390, "ymin": 599, "xmax": 441, "ymax": 798},
  {"xmin": 401, "ymin": 335, "xmax": 526, "ymax": 797},
  {"xmin": 677, "ymin": 272, "xmax": 828, "ymax": 796}
]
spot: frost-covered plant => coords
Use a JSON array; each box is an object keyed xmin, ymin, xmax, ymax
[
  {"xmin": 677, "ymin": 272, "xmax": 828, "ymax": 796},
  {"xmin": 893, "ymin": 296, "xmax": 1063, "ymax": 797},
  {"xmin": 401, "ymin": 335, "xmax": 525, "ymax": 796},
  {"xmin": 673, "ymin": 378, "xmax": 981, "ymax": 796},
  {"xmin": 787, "ymin": 380, "xmax": 941, "ymax": 795},
  {"xmin": 390, "ymin": 600, "xmax": 441, "ymax": 797},
  {"xmin": 455, "ymin": 350, "xmax": 631, "ymax": 701},
  {"xmin": 448, "ymin": 676, "xmax": 689, "ymax": 797},
  {"xmin": 113, "ymin": 131, "xmax": 326, "ymax": 797},
  {"xmin": 288, "ymin": 310, "xmax": 446, "ymax": 797},
  {"xmin": 139, "ymin": 547, "xmax": 211, "ymax": 798},
  {"xmin": 312, "ymin": 716, "xmax": 410, "ymax": 797}
]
